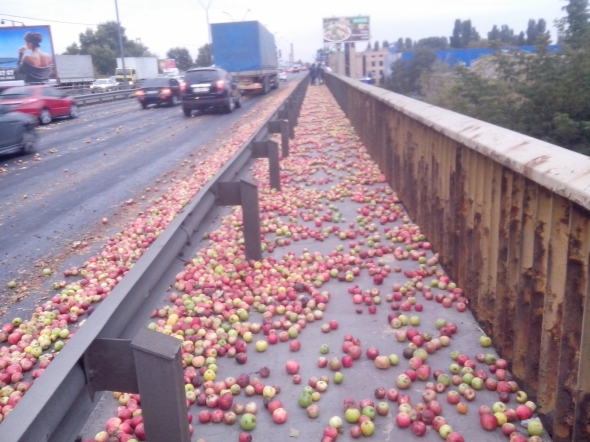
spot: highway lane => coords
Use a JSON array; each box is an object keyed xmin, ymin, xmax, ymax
[{"xmin": 0, "ymin": 75, "xmax": 302, "ymax": 315}]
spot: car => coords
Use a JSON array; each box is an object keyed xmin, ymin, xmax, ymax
[
  {"xmin": 135, "ymin": 77, "xmax": 182, "ymax": 109},
  {"xmin": 181, "ymin": 67, "xmax": 241, "ymax": 116},
  {"xmin": 90, "ymin": 78, "xmax": 118, "ymax": 93},
  {"xmin": 0, "ymin": 105, "xmax": 38, "ymax": 155},
  {"xmin": 278, "ymin": 68, "xmax": 287, "ymax": 81},
  {"xmin": 0, "ymin": 85, "xmax": 79, "ymax": 125}
]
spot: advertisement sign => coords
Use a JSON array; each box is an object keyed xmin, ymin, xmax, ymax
[
  {"xmin": 0, "ymin": 25, "xmax": 56, "ymax": 84},
  {"xmin": 323, "ymin": 16, "xmax": 370, "ymax": 43},
  {"xmin": 158, "ymin": 59, "xmax": 176, "ymax": 71}
]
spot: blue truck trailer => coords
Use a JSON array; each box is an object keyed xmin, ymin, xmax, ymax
[{"xmin": 211, "ymin": 21, "xmax": 279, "ymax": 94}]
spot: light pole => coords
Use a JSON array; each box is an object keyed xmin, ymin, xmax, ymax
[
  {"xmin": 223, "ymin": 11, "xmax": 235, "ymax": 22},
  {"xmin": 242, "ymin": 9, "xmax": 251, "ymax": 21},
  {"xmin": 114, "ymin": 0, "xmax": 127, "ymax": 85},
  {"xmin": 197, "ymin": 0, "xmax": 214, "ymax": 44}
]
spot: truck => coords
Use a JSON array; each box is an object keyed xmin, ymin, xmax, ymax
[
  {"xmin": 115, "ymin": 57, "xmax": 158, "ymax": 86},
  {"xmin": 54, "ymin": 55, "xmax": 95, "ymax": 86},
  {"xmin": 211, "ymin": 21, "xmax": 279, "ymax": 94}
]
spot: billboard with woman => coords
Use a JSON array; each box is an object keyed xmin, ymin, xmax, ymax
[{"xmin": 0, "ymin": 25, "xmax": 56, "ymax": 84}]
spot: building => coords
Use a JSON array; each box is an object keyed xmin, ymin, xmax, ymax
[{"xmin": 326, "ymin": 43, "xmax": 390, "ymax": 83}]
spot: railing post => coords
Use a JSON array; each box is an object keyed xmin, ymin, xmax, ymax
[
  {"xmin": 216, "ymin": 179, "xmax": 262, "ymax": 261},
  {"xmin": 130, "ymin": 329, "xmax": 190, "ymax": 442},
  {"xmin": 252, "ymin": 140, "xmax": 281, "ymax": 191}
]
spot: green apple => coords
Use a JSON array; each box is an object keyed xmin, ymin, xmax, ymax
[
  {"xmin": 240, "ymin": 413, "xmax": 257, "ymax": 431},
  {"xmin": 345, "ymin": 408, "xmax": 361, "ymax": 423},
  {"xmin": 255, "ymin": 340, "xmax": 268, "ymax": 352},
  {"xmin": 479, "ymin": 336, "xmax": 492, "ymax": 347},
  {"xmin": 362, "ymin": 406, "xmax": 376, "ymax": 419},
  {"xmin": 360, "ymin": 420, "xmax": 375, "ymax": 436},
  {"xmin": 527, "ymin": 420, "xmax": 544, "ymax": 436}
]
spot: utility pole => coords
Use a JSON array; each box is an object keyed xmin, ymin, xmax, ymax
[
  {"xmin": 114, "ymin": 0, "xmax": 127, "ymax": 84},
  {"xmin": 197, "ymin": 0, "xmax": 214, "ymax": 44}
]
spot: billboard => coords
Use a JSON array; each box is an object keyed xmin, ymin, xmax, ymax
[
  {"xmin": 323, "ymin": 16, "xmax": 370, "ymax": 43},
  {"xmin": 158, "ymin": 58, "xmax": 176, "ymax": 71},
  {"xmin": 0, "ymin": 25, "xmax": 56, "ymax": 84}
]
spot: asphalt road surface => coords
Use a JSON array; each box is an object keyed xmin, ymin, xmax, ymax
[{"xmin": 0, "ymin": 75, "xmax": 300, "ymax": 317}]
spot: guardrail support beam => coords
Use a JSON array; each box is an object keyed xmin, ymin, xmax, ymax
[
  {"xmin": 268, "ymin": 119, "xmax": 289, "ymax": 157},
  {"xmin": 252, "ymin": 140, "xmax": 281, "ymax": 191},
  {"xmin": 279, "ymin": 108, "xmax": 296, "ymax": 139},
  {"xmin": 82, "ymin": 329, "xmax": 190, "ymax": 442},
  {"xmin": 131, "ymin": 328, "xmax": 191, "ymax": 442},
  {"xmin": 216, "ymin": 179, "xmax": 262, "ymax": 261}
]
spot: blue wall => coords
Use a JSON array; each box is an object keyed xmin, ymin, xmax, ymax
[{"xmin": 395, "ymin": 45, "xmax": 561, "ymax": 68}]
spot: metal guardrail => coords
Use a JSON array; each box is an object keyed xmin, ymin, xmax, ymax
[
  {"xmin": 73, "ymin": 88, "xmax": 137, "ymax": 105},
  {"xmin": 325, "ymin": 72, "xmax": 590, "ymax": 442},
  {"xmin": 1, "ymin": 77, "xmax": 309, "ymax": 442}
]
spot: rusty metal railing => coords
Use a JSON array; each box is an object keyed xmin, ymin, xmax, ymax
[{"xmin": 325, "ymin": 73, "xmax": 590, "ymax": 442}]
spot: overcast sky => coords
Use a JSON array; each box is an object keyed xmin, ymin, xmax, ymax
[{"xmin": 1, "ymin": 0, "xmax": 566, "ymax": 63}]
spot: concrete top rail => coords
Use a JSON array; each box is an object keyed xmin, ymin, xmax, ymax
[{"xmin": 332, "ymin": 73, "xmax": 590, "ymax": 211}]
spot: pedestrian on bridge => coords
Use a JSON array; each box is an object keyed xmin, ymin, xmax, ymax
[
  {"xmin": 317, "ymin": 63, "xmax": 324, "ymax": 85},
  {"xmin": 310, "ymin": 63, "xmax": 317, "ymax": 85}
]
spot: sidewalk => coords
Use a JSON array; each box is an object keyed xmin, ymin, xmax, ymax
[{"xmin": 85, "ymin": 83, "xmax": 548, "ymax": 442}]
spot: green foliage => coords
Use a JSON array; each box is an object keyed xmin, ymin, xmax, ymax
[
  {"xmin": 63, "ymin": 21, "xmax": 154, "ymax": 75},
  {"xmin": 450, "ymin": 19, "xmax": 480, "ymax": 48},
  {"xmin": 384, "ymin": 48, "xmax": 437, "ymax": 97},
  {"xmin": 404, "ymin": 38, "xmax": 413, "ymax": 50},
  {"xmin": 428, "ymin": 42, "xmax": 590, "ymax": 153},
  {"xmin": 195, "ymin": 43, "xmax": 212, "ymax": 67},
  {"xmin": 415, "ymin": 37, "xmax": 449, "ymax": 50},
  {"xmin": 556, "ymin": 0, "xmax": 590, "ymax": 49},
  {"xmin": 373, "ymin": 41, "xmax": 380, "ymax": 51},
  {"xmin": 166, "ymin": 47, "xmax": 193, "ymax": 71},
  {"xmin": 383, "ymin": 40, "xmax": 390, "ymax": 50}
]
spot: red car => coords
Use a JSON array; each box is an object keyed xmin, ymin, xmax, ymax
[{"xmin": 0, "ymin": 85, "xmax": 79, "ymax": 125}]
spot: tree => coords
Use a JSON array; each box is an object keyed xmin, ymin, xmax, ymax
[
  {"xmin": 195, "ymin": 43, "xmax": 212, "ymax": 67},
  {"xmin": 517, "ymin": 31, "xmax": 526, "ymax": 46},
  {"xmin": 373, "ymin": 41, "xmax": 380, "ymax": 51},
  {"xmin": 405, "ymin": 38, "xmax": 413, "ymax": 50},
  {"xmin": 526, "ymin": 19, "xmax": 538, "ymax": 44},
  {"xmin": 488, "ymin": 25, "xmax": 501, "ymax": 41},
  {"xmin": 557, "ymin": 0, "xmax": 590, "ymax": 48},
  {"xmin": 366, "ymin": 42, "xmax": 372, "ymax": 51},
  {"xmin": 415, "ymin": 37, "xmax": 449, "ymax": 50},
  {"xmin": 63, "ymin": 21, "xmax": 153, "ymax": 75},
  {"xmin": 383, "ymin": 40, "xmax": 390, "ymax": 50},
  {"xmin": 451, "ymin": 19, "xmax": 462, "ymax": 48},
  {"xmin": 385, "ymin": 48, "xmax": 437, "ymax": 97},
  {"xmin": 451, "ymin": 19, "xmax": 480, "ymax": 48},
  {"xmin": 166, "ymin": 47, "xmax": 193, "ymax": 71}
]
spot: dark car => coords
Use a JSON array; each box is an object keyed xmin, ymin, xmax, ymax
[
  {"xmin": 0, "ymin": 105, "xmax": 38, "ymax": 155},
  {"xmin": 0, "ymin": 85, "xmax": 78, "ymax": 125},
  {"xmin": 135, "ymin": 77, "xmax": 182, "ymax": 109},
  {"xmin": 182, "ymin": 67, "xmax": 241, "ymax": 116}
]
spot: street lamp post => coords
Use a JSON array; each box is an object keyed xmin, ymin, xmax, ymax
[
  {"xmin": 197, "ymin": 0, "xmax": 214, "ymax": 44},
  {"xmin": 114, "ymin": 0, "xmax": 127, "ymax": 85}
]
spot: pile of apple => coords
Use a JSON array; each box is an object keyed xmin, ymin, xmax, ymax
[
  {"xmin": 78, "ymin": 81, "xmax": 550, "ymax": 442},
  {"xmin": 0, "ymin": 83, "xmax": 302, "ymax": 424}
]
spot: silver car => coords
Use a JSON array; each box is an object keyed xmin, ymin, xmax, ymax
[{"xmin": 90, "ymin": 78, "xmax": 118, "ymax": 93}]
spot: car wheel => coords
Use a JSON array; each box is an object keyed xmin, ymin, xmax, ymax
[
  {"xmin": 141, "ymin": 103, "xmax": 148, "ymax": 109},
  {"xmin": 172, "ymin": 95, "xmax": 181, "ymax": 106},
  {"xmin": 20, "ymin": 127, "xmax": 38, "ymax": 154},
  {"xmin": 183, "ymin": 107, "xmax": 192, "ymax": 117},
  {"xmin": 69, "ymin": 104, "xmax": 79, "ymax": 119},
  {"xmin": 235, "ymin": 94, "xmax": 242, "ymax": 109},
  {"xmin": 262, "ymin": 77, "xmax": 270, "ymax": 95},
  {"xmin": 39, "ymin": 108, "xmax": 52, "ymax": 125}
]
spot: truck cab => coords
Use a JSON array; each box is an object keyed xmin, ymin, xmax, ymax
[{"xmin": 115, "ymin": 68, "xmax": 137, "ymax": 86}]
